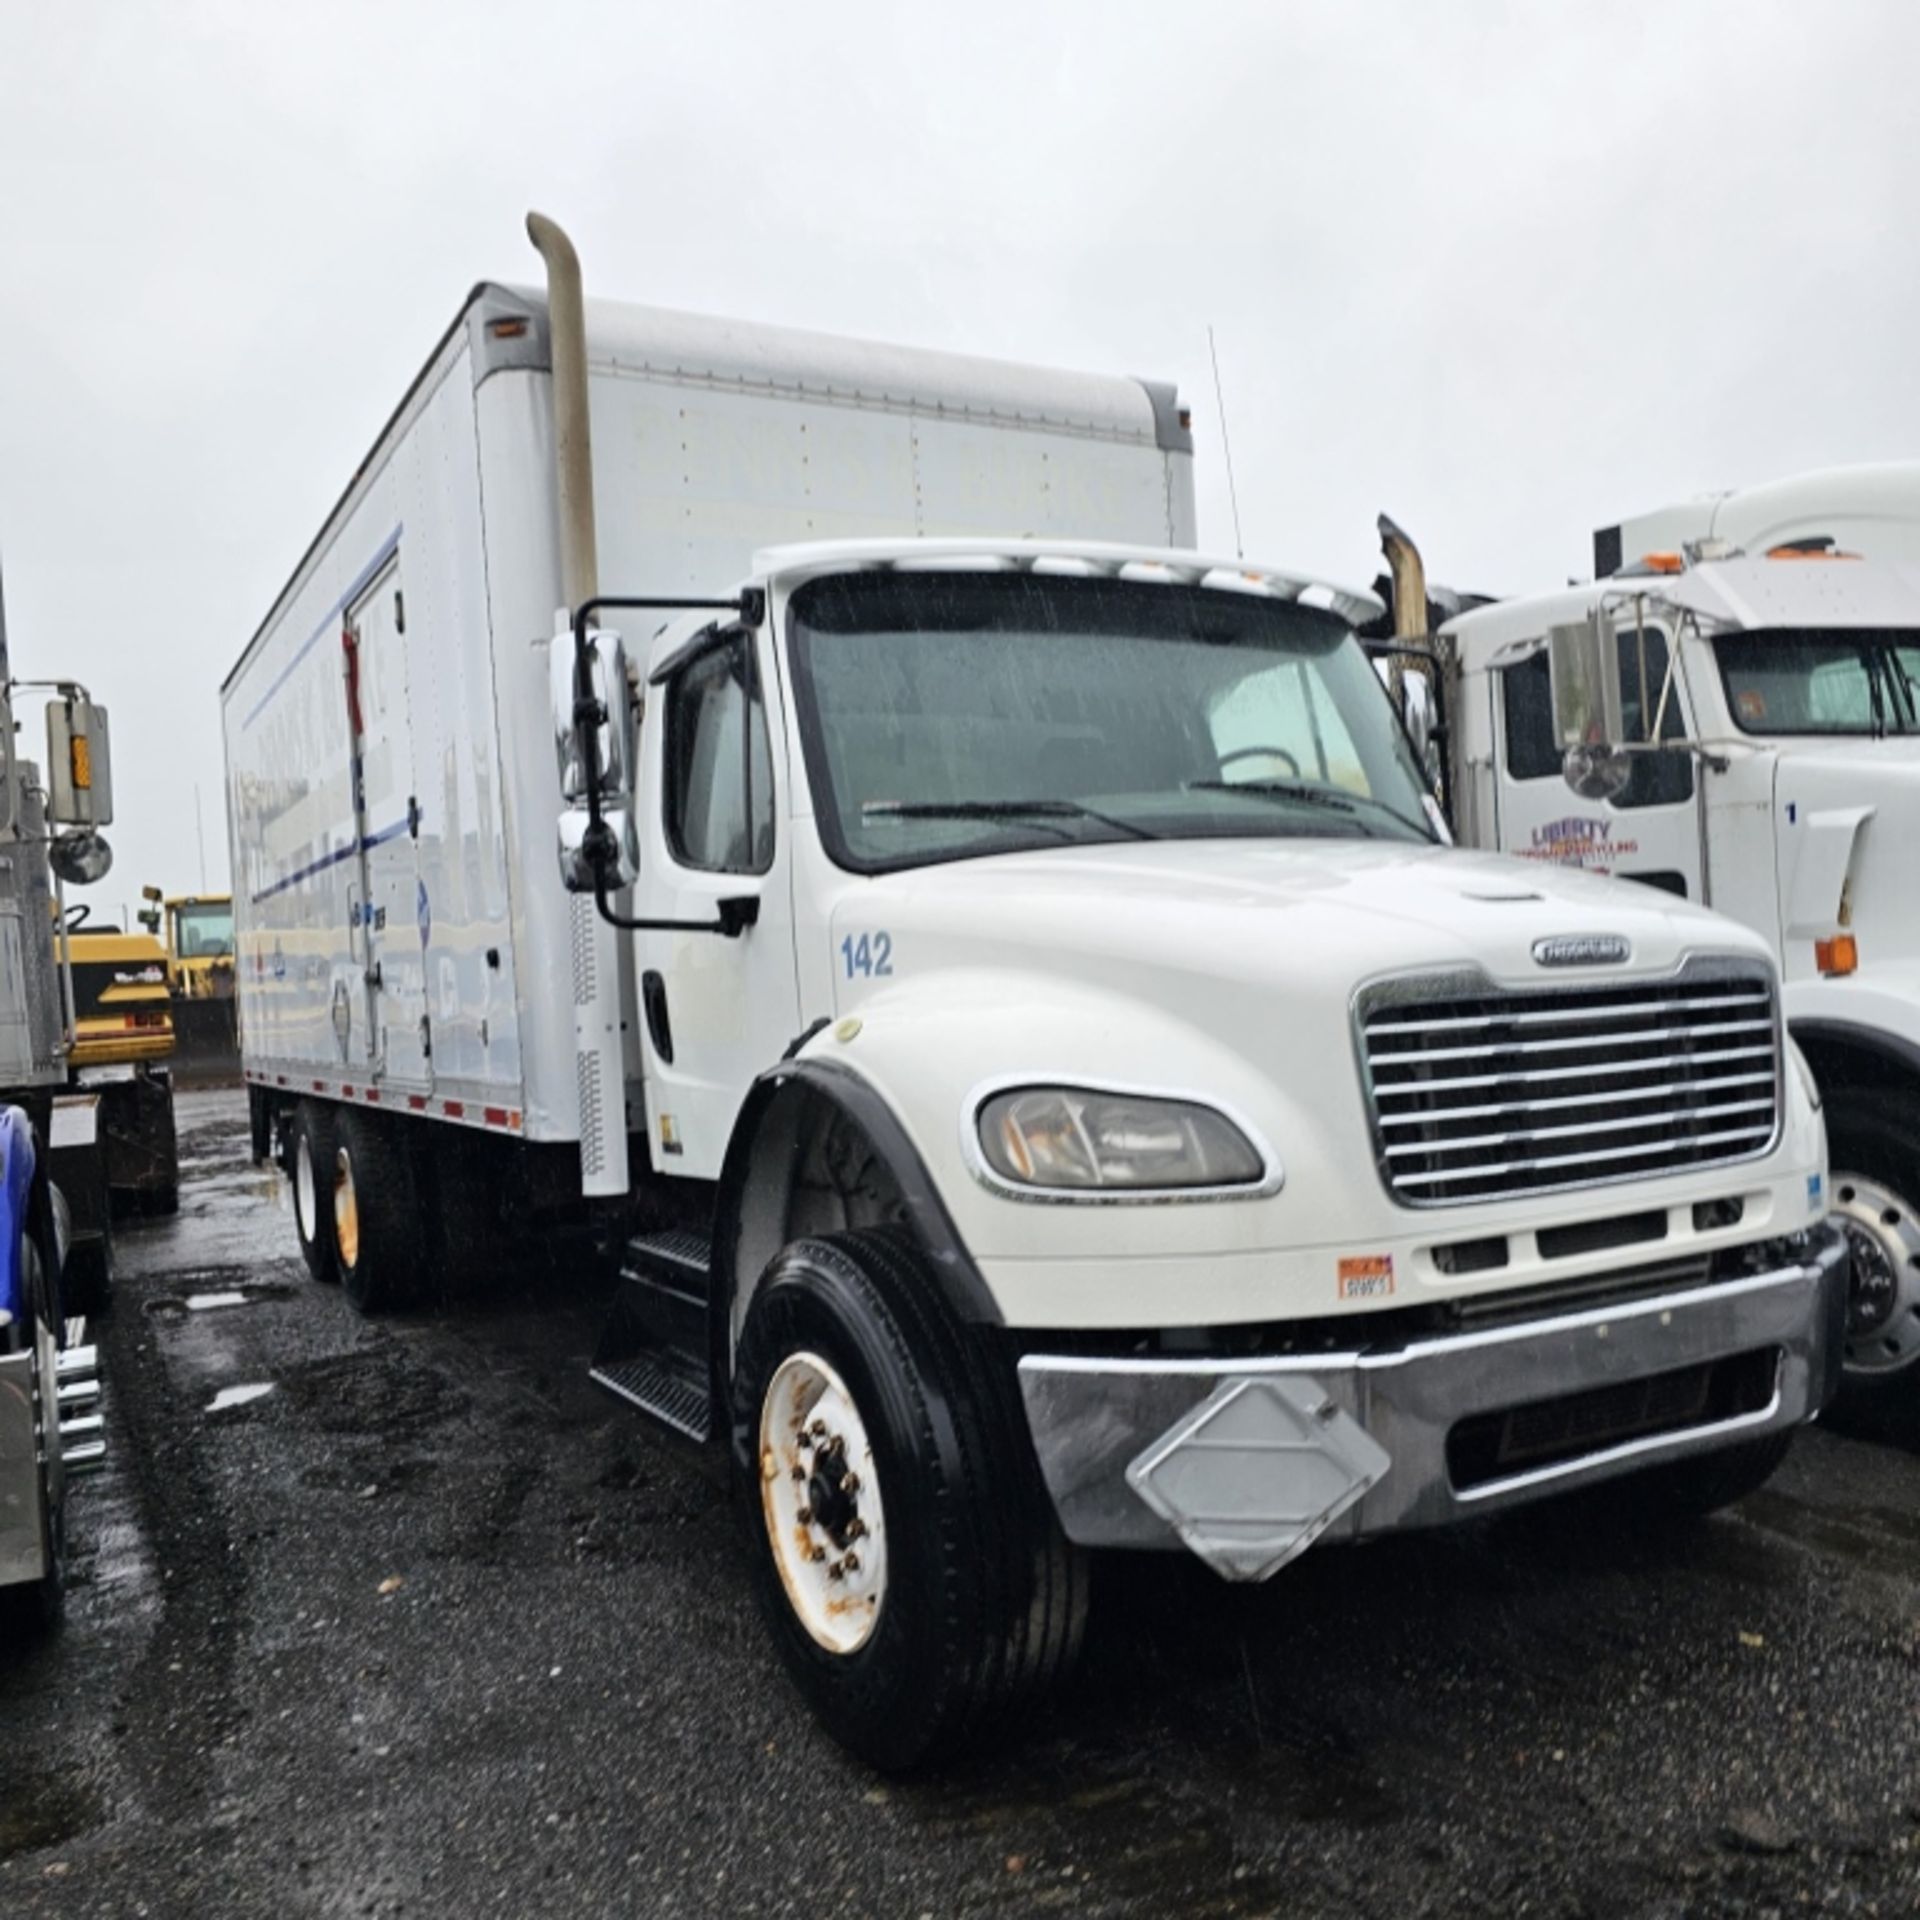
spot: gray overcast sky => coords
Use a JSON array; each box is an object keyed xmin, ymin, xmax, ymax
[{"xmin": 3, "ymin": 0, "xmax": 1916, "ymax": 908}]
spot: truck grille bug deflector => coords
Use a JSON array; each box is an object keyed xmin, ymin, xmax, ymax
[
  {"xmin": 1015, "ymin": 1226, "xmax": 1846, "ymax": 1579},
  {"xmin": 1354, "ymin": 956, "xmax": 1783, "ymax": 1208}
]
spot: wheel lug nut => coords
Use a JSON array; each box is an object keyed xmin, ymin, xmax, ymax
[
  {"xmin": 846, "ymin": 1518, "xmax": 866, "ymax": 1540},
  {"xmin": 811, "ymin": 1546, "xmax": 827, "ymax": 1564},
  {"xmin": 790, "ymin": 1465, "xmax": 805, "ymax": 1482},
  {"xmin": 827, "ymin": 1560, "xmax": 844, "ymax": 1582},
  {"xmin": 843, "ymin": 1551, "xmax": 860, "ymax": 1573},
  {"xmin": 797, "ymin": 1506, "xmax": 812, "ymax": 1525},
  {"xmin": 842, "ymin": 1472, "xmax": 860, "ymax": 1493},
  {"xmin": 809, "ymin": 1419, "xmax": 826, "ymax": 1438}
]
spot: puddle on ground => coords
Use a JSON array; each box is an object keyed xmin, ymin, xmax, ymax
[
  {"xmin": 207, "ymin": 1382, "xmax": 275, "ymax": 1413},
  {"xmin": 0, "ymin": 1770, "xmax": 99, "ymax": 1862}
]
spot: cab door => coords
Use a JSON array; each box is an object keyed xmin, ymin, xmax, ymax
[
  {"xmin": 1493, "ymin": 623, "xmax": 1704, "ymax": 900},
  {"xmin": 341, "ymin": 561, "xmax": 427, "ymax": 1082},
  {"xmin": 633, "ymin": 624, "xmax": 799, "ymax": 1179}
]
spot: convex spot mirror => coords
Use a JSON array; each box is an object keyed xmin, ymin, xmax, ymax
[
  {"xmin": 49, "ymin": 828, "xmax": 113, "ymax": 887},
  {"xmin": 1561, "ymin": 742, "xmax": 1633, "ymax": 803},
  {"xmin": 46, "ymin": 696, "xmax": 112, "ymax": 828},
  {"xmin": 557, "ymin": 804, "xmax": 638, "ymax": 895},
  {"xmin": 549, "ymin": 623, "xmax": 635, "ymax": 806}
]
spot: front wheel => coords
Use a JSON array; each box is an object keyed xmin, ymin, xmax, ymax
[
  {"xmin": 1826, "ymin": 1087, "xmax": 1920, "ymax": 1415},
  {"xmin": 731, "ymin": 1230, "xmax": 1087, "ymax": 1772}
]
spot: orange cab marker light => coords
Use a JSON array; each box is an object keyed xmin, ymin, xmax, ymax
[
  {"xmin": 1639, "ymin": 552, "xmax": 1685, "ymax": 574},
  {"xmin": 1815, "ymin": 934, "xmax": 1858, "ymax": 976}
]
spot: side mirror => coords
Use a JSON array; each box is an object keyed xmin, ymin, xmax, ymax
[
  {"xmin": 550, "ymin": 623, "xmax": 634, "ymax": 805},
  {"xmin": 557, "ymin": 804, "xmax": 638, "ymax": 894},
  {"xmin": 1546, "ymin": 613, "xmax": 1627, "ymax": 799},
  {"xmin": 49, "ymin": 828, "xmax": 113, "ymax": 887},
  {"xmin": 137, "ymin": 907, "xmax": 162, "ymax": 934},
  {"xmin": 46, "ymin": 696, "xmax": 113, "ymax": 828}
]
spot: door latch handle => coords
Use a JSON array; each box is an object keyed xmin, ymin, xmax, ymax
[{"xmin": 364, "ymin": 961, "xmax": 383, "ymax": 989}]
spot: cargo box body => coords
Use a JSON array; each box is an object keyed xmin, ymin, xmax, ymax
[{"xmin": 221, "ymin": 284, "xmax": 1196, "ymax": 1145}]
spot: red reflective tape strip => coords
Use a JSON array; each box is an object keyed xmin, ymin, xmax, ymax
[
  {"xmin": 366, "ymin": 1089, "xmax": 380, "ymax": 1103},
  {"xmin": 408, "ymin": 1095, "xmax": 427, "ymax": 1111},
  {"xmin": 312, "ymin": 1081, "xmax": 326, "ymax": 1093},
  {"xmin": 443, "ymin": 1100, "xmax": 465, "ymax": 1118},
  {"xmin": 483, "ymin": 1106, "xmax": 509, "ymax": 1128}
]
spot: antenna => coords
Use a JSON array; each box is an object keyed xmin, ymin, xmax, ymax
[
  {"xmin": 1207, "ymin": 325, "xmax": 1245, "ymax": 561},
  {"xmin": 195, "ymin": 784, "xmax": 208, "ymax": 893}
]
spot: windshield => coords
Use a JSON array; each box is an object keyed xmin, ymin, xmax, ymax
[
  {"xmin": 1714, "ymin": 628, "xmax": 1920, "ymax": 737},
  {"xmin": 787, "ymin": 572, "xmax": 1436, "ymax": 874},
  {"xmin": 174, "ymin": 902, "xmax": 235, "ymax": 957}
]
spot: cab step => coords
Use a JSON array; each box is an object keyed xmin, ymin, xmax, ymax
[{"xmin": 590, "ymin": 1228, "xmax": 714, "ymax": 1442}]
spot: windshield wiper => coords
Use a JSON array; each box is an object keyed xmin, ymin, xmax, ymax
[
  {"xmin": 862, "ymin": 798, "xmax": 1160, "ymax": 841},
  {"xmin": 1185, "ymin": 778, "xmax": 1434, "ymax": 842}
]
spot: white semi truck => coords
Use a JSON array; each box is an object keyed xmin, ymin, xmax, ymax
[
  {"xmin": 0, "ymin": 600, "xmax": 113, "ymax": 1629},
  {"xmin": 1376, "ymin": 469, "xmax": 1920, "ymax": 1416},
  {"xmin": 224, "ymin": 218, "xmax": 1847, "ymax": 1768}
]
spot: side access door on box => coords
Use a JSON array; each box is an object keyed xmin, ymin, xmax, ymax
[{"xmin": 341, "ymin": 559, "xmax": 429, "ymax": 1084}]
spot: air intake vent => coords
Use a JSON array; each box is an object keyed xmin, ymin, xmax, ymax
[{"xmin": 1359, "ymin": 960, "xmax": 1781, "ymax": 1207}]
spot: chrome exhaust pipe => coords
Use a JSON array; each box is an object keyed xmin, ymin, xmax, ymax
[{"xmin": 1377, "ymin": 512, "xmax": 1430, "ymax": 642}]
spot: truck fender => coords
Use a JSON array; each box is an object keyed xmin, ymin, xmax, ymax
[
  {"xmin": 709, "ymin": 1057, "xmax": 1002, "ymax": 1388},
  {"xmin": 1791, "ymin": 1016, "xmax": 1920, "ymax": 1100}
]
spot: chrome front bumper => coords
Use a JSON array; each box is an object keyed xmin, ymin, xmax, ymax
[{"xmin": 1017, "ymin": 1228, "xmax": 1849, "ymax": 1582}]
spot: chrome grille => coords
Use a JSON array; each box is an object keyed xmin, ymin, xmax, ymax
[{"xmin": 1359, "ymin": 961, "xmax": 1781, "ymax": 1207}]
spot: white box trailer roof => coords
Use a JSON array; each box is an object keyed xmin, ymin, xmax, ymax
[{"xmin": 221, "ymin": 281, "xmax": 1198, "ymax": 1146}]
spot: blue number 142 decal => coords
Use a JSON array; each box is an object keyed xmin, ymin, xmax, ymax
[{"xmin": 840, "ymin": 931, "xmax": 893, "ymax": 979}]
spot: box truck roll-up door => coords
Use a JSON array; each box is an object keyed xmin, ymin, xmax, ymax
[{"xmin": 342, "ymin": 560, "xmax": 428, "ymax": 1083}]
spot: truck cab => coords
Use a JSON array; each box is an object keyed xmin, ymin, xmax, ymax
[
  {"xmin": 1442, "ymin": 545, "xmax": 1920, "ymax": 1403},
  {"xmin": 554, "ymin": 534, "xmax": 1843, "ymax": 1765}
]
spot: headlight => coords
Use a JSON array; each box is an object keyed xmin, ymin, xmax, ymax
[{"xmin": 976, "ymin": 1086, "xmax": 1267, "ymax": 1193}]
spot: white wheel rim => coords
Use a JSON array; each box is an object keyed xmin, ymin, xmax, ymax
[
  {"xmin": 1832, "ymin": 1171, "xmax": 1920, "ymax": 1375},
  {"xmin": 758, "ymin": 1351, "xmax": 888, "ymax": 1654},
  {"xmin": 294, "ymin": 1133, "xmax": 317, "ymax": 1245}
]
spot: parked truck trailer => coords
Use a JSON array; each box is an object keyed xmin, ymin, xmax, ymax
[{"xmin": 225, "ymin": 218, "xmax": 1847, "ymax": 1767}]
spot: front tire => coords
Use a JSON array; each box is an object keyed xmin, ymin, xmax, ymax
[
  {"xmin": 731, "ymin": 1229, "xmax": 1087, "ymax": 1772},
  {"xmin": 1827, "ymin": 1086, "xmax": 1920, "ymax": 1416}
]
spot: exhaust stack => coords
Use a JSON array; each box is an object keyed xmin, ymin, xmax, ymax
[
  {"xmin": 526, "ymin": 213, "xmax": 628, "ymax": 1202},
  {"xmin": 1377, "ymin": 513, "xmax": 1429, "ymax": 641},
  {"xmin": 525, "ymin": 213, "xmax": 600, "ymax": 608}
]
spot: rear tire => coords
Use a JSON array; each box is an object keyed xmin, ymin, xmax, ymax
[
  {"xmin": 289, "ymin": 1102, "xmax": 337, "ymax": 1285},
  {"xmin": 61, "ymin": 1222, "xmax": 113, "ymax": 1320},
  {"xmin": 1621, "ymin": 1430, "xmax": 1795, "ymax": 1519},
  {"xmin": 330, "ymin": 1108, "xmax": 425, "ymax": 1313},
  {"xmin": 731, "ymin": 1228, "xmax": 1087, "ymax": 1772},
  {"xmin": 1826, "ymin": 1086, "xmax": 1920, "ymax": 1423}
]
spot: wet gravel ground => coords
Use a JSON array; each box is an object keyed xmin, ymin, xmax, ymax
[{"xmin": 2, "ymin": 1089, "xmax": 1917, "ymax": 1918}]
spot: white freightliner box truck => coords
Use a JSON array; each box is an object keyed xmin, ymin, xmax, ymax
[
  {"xmin": 1371, "ymin": 467, "xmax": 1920, "ymax": 1417},
  {"xmin": 224, "ymin": 218, "xmax": 1846, "ymax": 1769}
]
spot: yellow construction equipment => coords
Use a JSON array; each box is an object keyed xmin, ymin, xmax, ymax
[
  {"xmin": 140, "ymin": 887, "xmax": 239, "ymax": 1086},
  {"xmin": 59, "ymin": 910, "xmax": 179, "ymax": 1213}
]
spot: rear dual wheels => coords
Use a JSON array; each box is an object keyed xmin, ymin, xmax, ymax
[
  {"xmin": 289, "ymin": 1102, "xmax": 424, "ymax": 1311},
  {"xmin": 732, "ymin": 1229, "xmax": 1087, "ymax": 1772}
]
